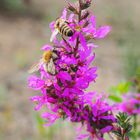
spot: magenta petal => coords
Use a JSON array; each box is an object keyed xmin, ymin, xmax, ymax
[
  {"xmin": 28, "ymin": 76, "xmax": 45, "ymax": 90},
  {"xmin": 87, "ymin": 43, "xmax": 98, "ymax": 48},
  {"xmin": 79, "ymin": 33, "xmax": 88, "ymax": 50},
  {"xmin": 49, "ymin": 21, "xmax": 55, "ymax": 31},
  {"xmin": 30, "ymin": 94, "xmax": 48, "ymax": 111},
  {"xmin": 76, "ymin": 134, "xmax": 89, "ymax": 140},
  {"xmin": 100, "ymin": 126, "xmax": 112, "ymax": 133},
  {"xmin": 41, "ymin": 44, "xmax": 52, "ymax": 51},
  {"xmin": 90, "ymin": 15, "xmax": 96, "ymax": 28},
  {"xmin": 30, "ymin": 96, "xmax": 41, "ymax": 103},
  {"xmin": 100, "ymin": 115, "xmax": 115, "ymax": 121},
  {"xmin": 86, "ymin": 55, "xmax": 95, "ymax": 65},
  {"xmin": 57, "ymin": 71, "xmax": 72, "ymax": 81},
  {"xmin": 68, "ymin": 13, "xmax": 74, "ymax": 22},
  {"xmin": 42, "ymin": 112, "xmax": 59, "ymax": 126},
  {"xmin": 95, "ymin": 26, "xmax": 111, "ymax": 39},
  {"xmin": 34, "ymin": 102, "xmax": 44, "ymax": 111},
  {"xmin": 61, "ymin": 8, "xmax": 67, "ymax": 19},
  {"xmin": 63, "ymin": 88, "xmax": 69, "ymax": 97}
]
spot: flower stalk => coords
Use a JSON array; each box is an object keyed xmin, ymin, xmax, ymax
[
  {"xmin": 133, "ymin": 114, "xmax": 137, "ymax": 140},
  {"xmin": 74, "ymin": 0, "xmax": 82, "ymax": 56},
  {"xmin": 28, "ymin": 0, "xmax": 116, "ymax": 139}
]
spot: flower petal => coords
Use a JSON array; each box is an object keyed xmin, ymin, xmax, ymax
[
  {"xmin": 61, "ymin": 8, "xmax": 67, "ymax": 19},
  {"xmin": 95, "ymin": 26, "xmax": 111, "ymax": 39}
]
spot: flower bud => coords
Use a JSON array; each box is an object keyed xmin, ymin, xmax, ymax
[
  {"xmin": 83, "ymin": 20, "xmax": 89, "ymax": 28},
  {"xmin": 81, "ymin": 0, "xmax": 92, "ymax": 10},
  {"xmin": 81, "ymin": 11, "xmax": 90, "ymax": 20},
  {"xmin": 85, "ymin": 0, "xmax": 92, "ymax": 5},
  {"xmin": 67, "ymin": 2, "xmax": 78, "ymax": 14}
]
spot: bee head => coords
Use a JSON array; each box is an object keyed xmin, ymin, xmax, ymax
[{"xmin": 55, "ymin": 18, "xmax": 61, "ymax": 27}]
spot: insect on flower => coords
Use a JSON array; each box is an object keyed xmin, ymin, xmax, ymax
[
  {"xmin": 50, "ymin": 18, "xmax": 74, "ymax": 42},
  {"xmin": 28, "ymin": 50, "xmax": 58, "ymax": 75}
]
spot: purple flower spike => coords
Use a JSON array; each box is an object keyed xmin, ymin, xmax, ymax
[
  {"xmin": 117, "ymin": 93, "xmax": 140, "ymax": 115},
  {"xmin": 28, "ymin": 0, "xmax": 115, "ymax": 140}
]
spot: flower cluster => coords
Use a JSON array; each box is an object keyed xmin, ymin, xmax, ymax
[
  {"xmin": 28, "ymin": 0, "xmax": 116, "ymax": 139},
  {"xmin": 117, "ymin": 93, "xmax": 140, "ymax": 115}
]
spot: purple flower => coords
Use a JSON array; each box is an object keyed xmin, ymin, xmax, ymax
[
  {"xmin": 28, "ymin": 76, "xmax": 45, "ymax": 90},
  {"xmin": 42, "ymin": 112, "xmax": 60, "ymax": 126},
  {"xmin": 117, "ymin": 93, "xmax": 140, "ymax": 115},
  {"xmin": 83, "ymin": 15, "xmax": 111, "ymax": 39},
  {"xmin": 41, "ymin": 44, "xmax": 53, "ymax": 51},
  {"xmin": 30, "ymin": 95, "xmax": 47, "ymax": 111},
  {"xmin": 28, "ymin": 1, "xmax": 114, "ymax": 140}
]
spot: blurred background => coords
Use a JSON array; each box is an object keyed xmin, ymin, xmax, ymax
[{"xmin": 0, "ymin": 0, "xmax": 140, "ymax": 140}]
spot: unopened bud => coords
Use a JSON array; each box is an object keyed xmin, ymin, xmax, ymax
[
  {"xmin": 85, "ymin": 35, "xmax": 92, "ymax": 41},
  {"xmin": 67, "ymin": 2, "xmax": 78, "ymax": 14},
  {"xmin": 85, "ymin": 0, "xmax": 92, "ymax": 5},
  {"xmin": 83, "ymin": 20, "xmax": 89, "ymax": 28},
  {"xmin": 81, "ymin": 0, "xmax": 92, "ymax": 10},
  {"xmin": 81, "ymin": 11, "xmax": 90, "ymax": 20}
]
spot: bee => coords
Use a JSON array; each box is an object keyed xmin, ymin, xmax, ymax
[
  {"xmin": 28, "ymin": 50, "xmax": 58, "ymax": 75},
  {"xmin": 50, "ymin": 18, "xmax": 74, "ymax": 42}
]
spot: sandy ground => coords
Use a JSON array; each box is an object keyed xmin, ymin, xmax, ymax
[{"xmin": 0, "ymin": 0, "xmax": 139, "ymax": 140}]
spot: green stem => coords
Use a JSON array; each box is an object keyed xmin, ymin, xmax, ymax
[
  {"xmin": 133, "ymin": 114, "xmax": 137, "ymax": 140},
  {"xmin": 122, "ymin": 134, "xmax": 125, "ymax": 140}
]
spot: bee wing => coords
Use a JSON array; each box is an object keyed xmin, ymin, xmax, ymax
[
  {"xmin": 28, "ymin": 59, "xmax": 42, "ymax": 74},
  {"xmin": 50, "ymin": 29, "xmax": 59, "ymax": 42},
  {"xmin": 46, "ymin": 58, "xmax": 56, "ymax": 75},
  {"xmin": 43, "ymin": 63, "xmax": 48, "ymax": 72},
  {"xmin": 52, "ymin": 52, "xmax": 59, "ymax": 59}
]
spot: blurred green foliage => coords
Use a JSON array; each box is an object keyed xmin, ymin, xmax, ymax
[
  {"xmin": 109, "ymin": 81, "xmax": 131, "ymax": 102},
  {"xmin": 123, "ymin": 47, "xmax": 140, "ymax": 79},
  {"xmin": 0, "ymin": 0, "xmax": 27, "ymax": 13},
  {"xmin": 113, "ymin": 112, "xmax": 132, "ymax": 139},
  {"xmin": 34, "ymin": 112, "xmax": 75, "ymax": 140},
  {"xmin": 35, "ymin": 112, "xmax": 59, "ymax": 140},
  {"xmin": 0, "ymin": 0, "xmax": 43, "ymax": 17}
]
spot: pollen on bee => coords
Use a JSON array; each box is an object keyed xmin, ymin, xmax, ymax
[{"xmin": 43, "ymin": 50, "xmax": 52, "ymax": 63}]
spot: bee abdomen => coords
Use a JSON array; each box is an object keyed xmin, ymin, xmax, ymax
[
  {"xmin": 66, "ymin": 30, "xmax": 73, "ymax": 36},
  {"xmin": 60, "ymin": 23, "xmax": 73, "ymax": 37}
]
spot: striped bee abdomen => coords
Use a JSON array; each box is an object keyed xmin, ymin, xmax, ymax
[{"xmin": 60, "ymin": 22, "xmax": 73, "ymax": 37}]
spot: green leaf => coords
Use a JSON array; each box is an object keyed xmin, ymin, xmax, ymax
[
  {"xmin": 109, "ymin": 81, "xmax": 132, "ymax": 95},
  {"xmin": 109, "ymin": 95, "xmax": 122, "ymax": 102},
  {"xmin": 117, "ymin": 82, "xmax": 131, "ymax": 94}
]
